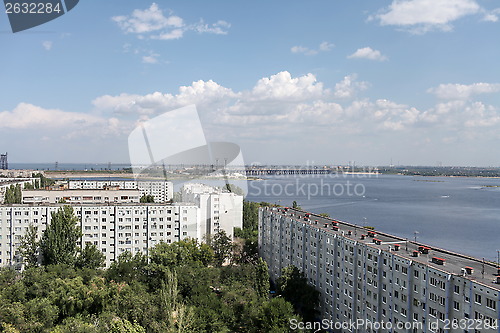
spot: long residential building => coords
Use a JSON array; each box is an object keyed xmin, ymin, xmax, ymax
[
  {"xmin": 68, "ymin": 180, "xmax": 173, "ymax": 203},
  {"xmin": 0, "ymin": 203, "xmax": 199, "ymax": 268},
  {"xmin": 259, "ymin": 207, "xmax": 500, "ymax": 333},
  {"xmin": 22, "ymin": 189, "xmax": 142, "ymax": 204}
]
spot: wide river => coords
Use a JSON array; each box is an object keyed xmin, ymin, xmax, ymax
[{"xmin": 245, "ymin": 174, "xmax": 500, "ymax": 261}]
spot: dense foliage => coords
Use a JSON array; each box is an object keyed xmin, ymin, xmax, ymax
[
  {"xmin": 0, "ymin": 203, "xmax": 312, "ymax": 332},
  {"xmin": 139, "ymin": 195, "xmax": 155, "ymax": 203},
  {"xmin": 4, "ymin": 184, "xmax": 22, "ymax": 204}
]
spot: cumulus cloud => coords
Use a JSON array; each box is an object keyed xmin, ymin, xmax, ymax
[
  {"xmin": 90, "ymin": 71, "xmax": 500, "ymax": 150},
  {"xmin": 113, "ymin": 3, "xmax": 229, "ymax": 40},
  {"xmin": 371, "ymin": 0, "xmax": 482, "ymax": 34},
  {"xmin": 348, "ymin": 47, "xmax": 387, "ymax": 61},
  {"xmin": 291, "ymin": 41, "xmax": 334, "ymax": 56},
  {"xmin": 428, "ymin": 83, "xmax": 500, "ymax": 100},
  {"xmin": 333, "ymin": 75, "xmax": 370, "ymax": 99},
  {"xmin": 0, "ymin": 103, "xmax": 105, "ymax": 130}
]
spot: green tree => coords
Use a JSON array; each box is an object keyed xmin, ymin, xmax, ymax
[
  {"xmin": 75, "ymin": 243, "xmax": 105, "ymax": 269},
  {"xmin": 277, "ymin": 265, "xmax": 319, "ymax": 321},
  {"xmin": 4, "ymin": 185, "xmax": 22, "ymax": 204},
  {"xmin": 254, "ymin": 258, "xmax": 270, "ymax": 299},
  {"xmin": 39, "ymin": 206, "xmax": 82, "ymax": 266},
  {"xmin": 32, "ymin": 173, "xmax": 55, "ymax": 189},
  {"xmin": 106, "ymin": 252, "xmax": 147, "ymax": 284},
  {"xmin": 140, "ymin": 195, "xmax": 155, "ymax": 203},
  {"xmin": 292, "ymin": 201, "xmax": 301, "ymax": 210},
  {"xmin": 208, "ymin": 230, "xmax": 233, "ymax": 267},
  {"xmin": 19, "ymin": 224, "xmax": 39, "ymax": 267},
  {"xmin": 110, "ymin": 317, "xmax": 146, "ymax": 333},
  {"xmin": 256, "ymin": 297, "xmax": 300, "ymax": 333}
]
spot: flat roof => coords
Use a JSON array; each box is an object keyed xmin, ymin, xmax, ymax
[{"xmin": 268, "ymin": 207, "xmax": 500, "ymax": 291}]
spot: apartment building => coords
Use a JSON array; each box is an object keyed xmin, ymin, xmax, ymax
[
  {"xmin": 0, "ymin": 203, "xmax": 199, "ymax": 268},
  {"xmin": 181, "ymin": 183, "xmax": 243, "ymax": 239},
  {"xmin": 259, "ymin": 207, "xmax": 500, "ymax": 333},
  {"xmin": 22, "ymin": 189, "xmax": 141, "ymax": 204},
  {"xmin": 68, "ymin": 180, "xmax": 173, "ymax": 203}
]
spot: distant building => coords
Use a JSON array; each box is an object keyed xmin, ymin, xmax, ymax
[
  {"xmin": 181, "ymin": 183, "xmax": 243, "ymax": 239},
  {"xmin": 22, "ymin": 189, "xmax": 141, "ymax": 204},
  {"xmin": 68, "ymin": 180, "xmax": 173, "ymax": 203},
  {"xmin": 259, "ymin": 207, "xmax": 500, "ymax": 333},
  {"xmin": 0, "ymin": 169, "xmax": 41, "ymax": 178},
  {"xmin": 0, "ymin": 178, "xmax": 38, "ymax": 204}
]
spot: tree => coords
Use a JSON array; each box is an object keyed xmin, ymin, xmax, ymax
[
  {"xmin": 31, "ymin": 173, "xmax": 55, "ymax": 189},
  {"xmin": 254, "ymin": 258, "xmax": 270, "ymax": 299},
  {"xmin": 319, "ymin": 213, "xmax": 330, "ymax": 218},
  {"xmin": 292, "ymin": 201, "xmax": 301, "ymax": 210},
  {"xmin": 256, "ymin": 297, "xmax": 300, "ymax": 333},
  {"xmin": 39, "ymin": 206, "xmax": 82, "ymax": 266},
  {"xmin": 75, "ymin": 243, "xmax": 105, "ymax": 269},
  {"xmin": 277, "ymin": 265, "xmax": 319, "ymax": 321},
  {"xmin": 4, "ymin": 185, "xmax": 21, "ymax": 204},
  {"xmin": 140, "ymin": 195, "xmax": 155, "ymax": 203},
  {"xmin": 19, "ymin": 224, "xmax": 39, "ymax": 267},
  {"xmin": 208, "ymin": 230, "xmax": 233, "ymax": 266}
]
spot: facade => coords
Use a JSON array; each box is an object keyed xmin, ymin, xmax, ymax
[
  {"xmin": 0, "ymin": 203, "xmax": 199, "ymax": 268},
  {"xmin": 22, "ymin": 189, "xmax": 141, "ymax": 204},
  {"xmin": 0, "ymin": 170, "xmax": 40, "ymax": 178},
  {"xmin": 259, "ymin": 207, "xmax": 500, "ymax": 333},
  {"xmin": 68, "ymin": 180, "xmax": 173, "ymax": 203},
  {"xmin": 181, "ymin": 183, "xmax": 243, "ymax": 239}
]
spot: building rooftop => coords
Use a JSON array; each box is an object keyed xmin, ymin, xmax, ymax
[{"xmin": 271, "ymin": 207, "xmax": 500, "ymax": 291}]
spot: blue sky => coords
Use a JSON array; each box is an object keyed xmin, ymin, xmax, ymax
[{"xmin": 1, "ymin": 0, "xmax": 500, "ymax": 166}]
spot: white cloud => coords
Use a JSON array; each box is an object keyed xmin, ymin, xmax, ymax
[
  {"xmin": 428, "ymin": 83, "xmax": 500, "ymax": 100},
  {"xmin": 291, "ymin": 41, "xmax": 334, "ymax": 56},
  {"xmin": 113, "ymin": 3, "xmax": 229, "ymax": 40},
  {"xmin": 142, "ymin": 53, "xmax": 160, "ymax": 64},
  {"xmin": 0, "ymin": 103, "xmax": 104, "ymax": 130},
  {"xmin": 112, "ymin": 3, "xmax": 183, "ymax": 34},
  {"xmin": 91, "ymin": 71, "xmax": 500, "ymax": 151},
  {"xmin": 333, "ymin": 75, "xmax": 369, "ymax": 99},
  {"xmin": 319, "ymin": 41, "xmax": 334, "ymax": 51},
  {"xmin": 348, "ymin": 47, "xmax": 387, "ymax": 61},
  {"xmin": 194, "ymin": 20, "xmax": 231, "ymax": 35},
  {"xmin": 42, "ymin": 41, "xmax": 53, "ymax": 51},
  {"xmin": 480, "ymin": 8, "xmax": 500, "ymax": 22},
  {"xmin": 372, "ymin": 0, "xmax": 482, "ymax": 34},
  {"xmin": 93, "ymin": 80, "xmax": 236, "ymax": 115}
]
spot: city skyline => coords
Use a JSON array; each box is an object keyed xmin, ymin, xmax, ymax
[{"xmin": 2, "ymin": 1, "xmax": 500, "ymax": 166}]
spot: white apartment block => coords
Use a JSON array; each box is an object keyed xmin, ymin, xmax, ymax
[
  {"xmin": 259, "ymin": 207, "xmax": 500, "ymax": 333},
  {"xmin": 22, "ymin": 189, "xmax": 141, "ymax": 204},
  {"xmin": 68, "ymin": 180, "xmax": 173, "ymax": 203},
  {"xmin": 181, "ymin": 183, "xmax": 243, "ymax": 239},
  {"xmin": 0, "ymin": 203, "xmax": 199, "ymax": 268}
]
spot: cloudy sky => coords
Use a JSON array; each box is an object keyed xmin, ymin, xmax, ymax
[{"xmin": 2, "ymin": 0, "xmax": 500, "ymax": 166}]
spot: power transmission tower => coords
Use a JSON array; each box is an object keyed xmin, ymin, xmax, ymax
[{"xmin": 0, "ymin": 153, "xmax": 8, "ymax": 170}]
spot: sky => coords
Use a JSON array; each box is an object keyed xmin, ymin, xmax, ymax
[{"xmin": 1, "ymin": 0, "xmax": 500, "ymax": 166}]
